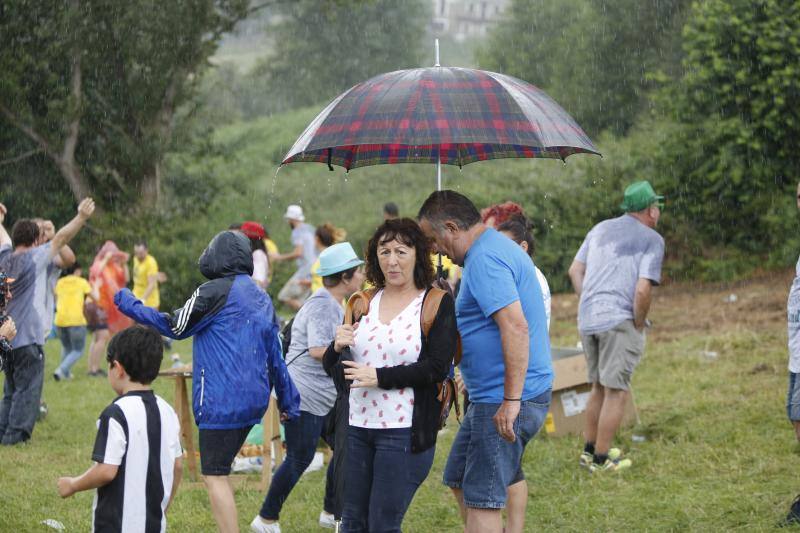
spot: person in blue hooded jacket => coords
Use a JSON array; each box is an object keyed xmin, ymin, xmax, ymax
[{"xmin": 115, "ymin": 230, "xmax": 300, "ymax": 533}]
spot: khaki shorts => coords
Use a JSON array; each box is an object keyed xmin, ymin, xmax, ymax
[
  {"xmin": 581, "ymin": 320, "xmax": 645, "ymax": 391},
  {"xmin": 278, "ymin": 276, "xmax": 311, "ymax": 304}
]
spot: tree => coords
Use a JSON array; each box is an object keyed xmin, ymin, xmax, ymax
[
  {"xmin": 0, "ymin": 0, "xmax": 252, "ymax": 208},
  {"xmin": 476, "ymin": 0, "xmax": 689, "ymax": 136},
  {"xmin": 678, "ymin": 0, "xmax": 800, "ymax": 184},
  {"xmin": 652, "ymin": 0, "xmax": 800, "ymax": 253},
  {"xmin": 241, "ymin": 0, "xmax": 430, "ymax": 116}
]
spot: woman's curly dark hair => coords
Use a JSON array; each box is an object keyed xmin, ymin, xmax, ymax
[{"xmin": 364, "ymin": 218, "xmax": 434, "ymax": 290}]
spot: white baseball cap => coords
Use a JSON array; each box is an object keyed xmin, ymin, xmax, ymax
[{"xmin": 283, "ymin": 204, "xmax": 305, "ymax": 221}]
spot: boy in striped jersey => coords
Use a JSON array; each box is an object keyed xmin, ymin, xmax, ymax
[{"xmin": 57, "ymin": 325, "xmax": 183, "ymax": 533}]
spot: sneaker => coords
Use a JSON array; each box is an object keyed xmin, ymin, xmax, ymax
[
  {"xmin": 53, "ymin": 371, "xmax": 63, "ymax": 382},
  {"xmin": 250, "ymin": 516, "xmax": 281, "ymax": 533},
  {"xmin": 779, "ymin": 494, "xmax": 800, "ymax": 527},
  {"xmin": 579, "ymin": 452, "xmax": 592, "ymax": 468},
  {"xmin": 319, "ymin": 511, "xmax": 336, "ymax": 529},
  {"xmin": 589, "ymin": 456, "xmax": 632, "ymax": 473},
  {"xmin": 579, "ymin": 447, "xmax": 621, "ymax": 468}
]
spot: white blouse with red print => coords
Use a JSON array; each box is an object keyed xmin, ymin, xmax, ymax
[{"xmin": 348, "ymin": 289, "xmax": 424, "ymax": 429}]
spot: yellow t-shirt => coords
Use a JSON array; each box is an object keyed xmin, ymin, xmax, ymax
[
  {"xmin": 430, "ymin": 253, "xmax": 454, "ymax": 275},
  {"xmin": 54, "ymin": 275, "xmax": 92, "ymax": 327},
  {"xmin": 264, "ymin": 239, "xmax": 278, "ymax": 282},
  {"xmin": 310, "ymin": 258, "xmax": 322, "ymax": 293},
  {"xmin": 133, "ymin": 254, "xmax": 160, "ymax": 308}
]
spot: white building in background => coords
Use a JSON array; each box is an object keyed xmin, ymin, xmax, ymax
[{"xmin": 431, "ymin": 0, "xmax": 509, "ymax": 41}]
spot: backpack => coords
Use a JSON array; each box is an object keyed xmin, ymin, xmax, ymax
[
  {"xmin": 280, "ymin": 316, "xmax": 308, "ymax": 366},
  {"xmin": 344, "ymin": 287, "xmax": 462, "ymax": 429},
  {"xmin": 280, "ymin": 317, "xmax": 294, "ymax": 358}
]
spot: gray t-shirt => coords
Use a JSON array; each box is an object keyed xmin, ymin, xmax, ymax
[
  {"xmin": 286, "ymin": 288, "xmax": 342, "ymax": 416},
  {"xmin": 787, "ymin": 254, "xmax": 800, "ymax": 372},
  {"xmin": 42, "ymin": 262, "xmax": 61, "ymax": 337},
  {"xmin": 0, "ymin": 243, "xmax": 52, "ymax": 347},
  {"xmin": 291, "ymin": 223, "xmax": 318, "ymax": 280},
  {"xmin": 575, "ymin": 215, "xmax": 664, "ymax": 335}
]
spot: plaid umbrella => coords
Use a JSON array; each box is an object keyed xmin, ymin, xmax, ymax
[{"xmin": 281, "ymin": 66, "xmax": 600, "ymax": 171}]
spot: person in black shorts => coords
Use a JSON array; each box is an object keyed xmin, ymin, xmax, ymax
[{"xmin": 115, "ymin": 230, "xmax": 300, "ymax": 532}]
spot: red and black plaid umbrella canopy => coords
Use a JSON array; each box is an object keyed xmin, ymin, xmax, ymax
[{"xmin": 282, "ymin": 67, "xmax": 600, "ymax": 171}]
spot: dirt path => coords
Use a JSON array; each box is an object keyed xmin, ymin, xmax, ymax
[{"xmin": 551, "ymin": 268, "xmax": 792, "ymax": 343}]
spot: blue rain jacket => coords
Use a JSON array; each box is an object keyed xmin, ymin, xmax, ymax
[{"xmin": 115, "ymin": 230, "xmax": 300, "ymax": 429}]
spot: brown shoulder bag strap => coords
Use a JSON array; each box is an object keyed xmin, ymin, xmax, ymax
[
  {"xmin": 420, "ymin": 287, "xmax": 445, "ymax": 337},
  {"xmin": 421, "ymin": 287, "xmax": 463, "ymax": 366}
]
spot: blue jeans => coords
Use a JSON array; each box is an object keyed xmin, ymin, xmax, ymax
[
  {"xmin": 259, "ymin": 410, "xmax": 335, "ymax": 520},
  {"xmin": 0, "ymin": 344, "xmax": 45, "ymax": 445},
  {"xmin": 442, "ymin": 391, "xmax": 551, "ymax": 509},
  {"xmin": 788, "ymin": 372, "xmax": 800, "ymax": 421},
  {"xmin": 342, "ymin": 426, "xmax": 435, "ymax": 533},
  {"xmin": 56, "ymin": 326, "xmax": 87, "ymax": 377}
]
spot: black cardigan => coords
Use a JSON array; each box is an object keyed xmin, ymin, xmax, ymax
[{"xmin": 322, "ymin": 290, "xmax": 459, "ymax": 453}]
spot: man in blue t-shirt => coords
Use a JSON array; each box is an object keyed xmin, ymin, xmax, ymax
[{"xmin": 419, "ymin": 190, "xmax": 552, "ymax": 533}]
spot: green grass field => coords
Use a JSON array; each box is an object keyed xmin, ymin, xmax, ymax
[{"xmin": 1, "ymin": 273, "xmax": 798, "ymax": 532}]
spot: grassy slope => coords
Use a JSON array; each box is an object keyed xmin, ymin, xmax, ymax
[{"xmin": 1, "ymin": 271, "xmax": 796, "ymax": 531}]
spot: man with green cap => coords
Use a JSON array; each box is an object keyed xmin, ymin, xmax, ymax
[{"xmin": 567, "ymin": 180, "xmax": 665, "ymax": 473}]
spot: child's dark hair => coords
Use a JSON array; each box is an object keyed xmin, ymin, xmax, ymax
[
  {"xmin": 106, "ymin": 325, "xmax": 164, "ymax": 384},
  {"xmin": 62, "ymin": 260, "xmax": 81, "ymax": 276},
  {"xmin": 497, "ymin": 213, "xmax": 535, "ymax": 257}
]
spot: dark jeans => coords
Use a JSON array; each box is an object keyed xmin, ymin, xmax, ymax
[
  {"xmin": 342, "ymin": 426, "xmax": 435, "ymax": 533},
  {"xmin": 56, "ymin": 326, "xmax": 87, "ymax": 377},
  {"xmin": 0, "ymin": 344, "xmax": 44, "ymax": 445},
  {"xmin": 260, "ymin": 410, "xmax": 335, "ymax": 520}
]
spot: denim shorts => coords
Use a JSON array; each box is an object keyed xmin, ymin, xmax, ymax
[
  {"xmin": 787, "ymin": 373, "xmax": 800, "ymax": 421},
  {"xmin": 442, "ymin": 390, "xmax": 550, "ymax": 509}
]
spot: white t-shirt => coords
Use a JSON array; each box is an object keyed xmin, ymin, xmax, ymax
[
  {"xmin": 252, "ymin": 249, "xmax": 269, "ymax": 288},
  {"xmin": 788, "ymin": 254, "xmax": 800, "ymax": 372},
  {"xmin": 349, "ymin": 289, "xmax": 423, "ymax": 429},
  {"xmin": 535, "ymin": 266, "xmax": 551, "ymax": 331}
]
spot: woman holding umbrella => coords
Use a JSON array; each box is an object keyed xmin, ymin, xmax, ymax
[{"xmin": 325, "ymin": 218, "xmax": 458, "ymax": 532}]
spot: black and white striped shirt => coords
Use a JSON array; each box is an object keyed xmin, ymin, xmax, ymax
[{"xmin": 91, "ymin": 391, "xmax": 182, "ymax": 533}]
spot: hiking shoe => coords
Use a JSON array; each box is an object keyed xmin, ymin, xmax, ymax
[
  {"xmin": 319, "ymin": 511, "xmax": 336, "ymax": 529},
  {"xmin": 579, "ymin": 447, "xmax": 622, "ymax": 468},
  {"xmin": 779, "ymin": 494, "xmax": 800, "ymax": 527},
  {"xmin": 250, "ymin": 516, "xmax": 281, "ymax": 533},
  {"xmin": 590, "ymin": 456, "xmax": 632, "ymax": 473}
]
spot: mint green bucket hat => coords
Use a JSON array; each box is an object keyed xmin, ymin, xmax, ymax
[{"xmin": 315, "ymin": 242, "xmax": 364, "ymax": 277}]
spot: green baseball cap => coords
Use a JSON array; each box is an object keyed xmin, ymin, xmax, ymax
[{"xmin": 620, "ymin": 181, "xmax": 664, "ymax": 212}]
